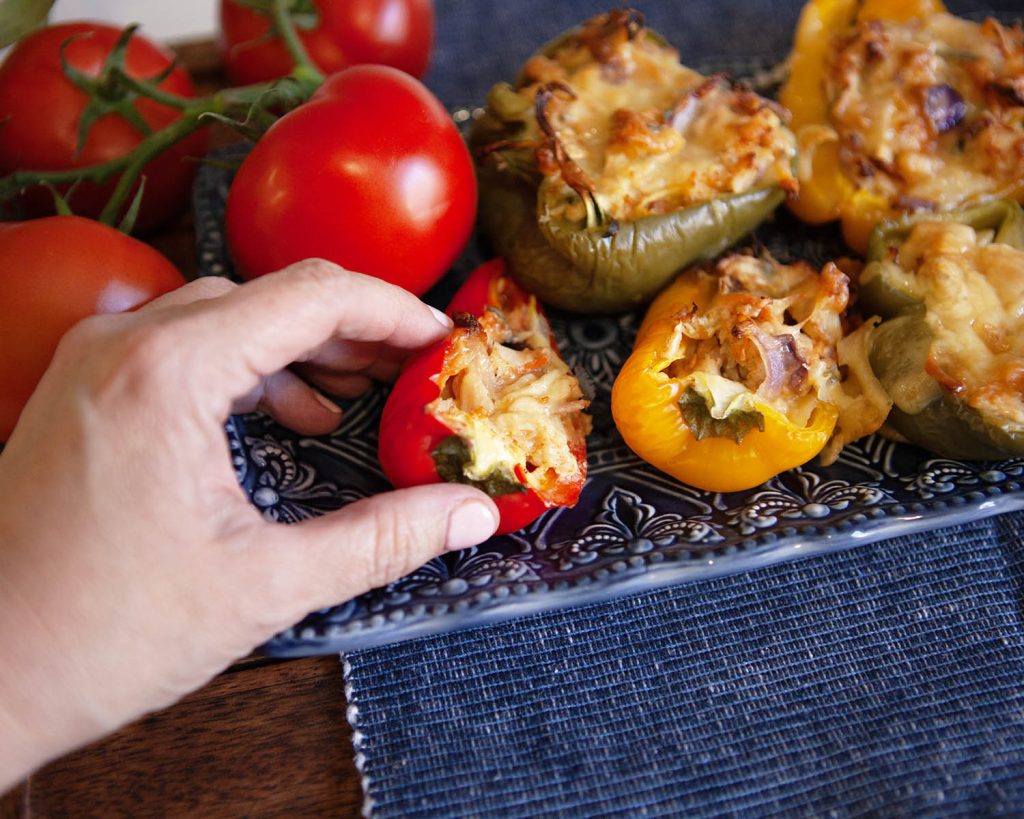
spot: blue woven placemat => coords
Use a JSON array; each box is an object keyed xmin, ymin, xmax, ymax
[{"xmin": 344, "ymin": 512, "xmax": 1024, "ymax": 817}]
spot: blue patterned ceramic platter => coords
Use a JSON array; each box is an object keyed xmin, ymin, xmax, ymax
[{"xmin": 194, "ymin": 58, "xmax": 1024, "ymax": 656}]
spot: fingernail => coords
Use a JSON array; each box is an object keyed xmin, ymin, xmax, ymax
[
  {"xmin": 429, "ymin": 305, "xmax": 453, "ymax": 330},
  {"xmin": 446, "ymin": 500, "xmax": 499, "ymax": 551},
  {"xmin": 313, "ymin": 389, "xmax": 342, "ymax": 415}
]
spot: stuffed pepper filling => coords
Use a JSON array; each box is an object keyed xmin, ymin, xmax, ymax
[
  {"xmin": 471, "ymin": 8, "xmax": 799, "ymax": 313},
  {"xmin": 427, "ymin": 286, "xmax": 591, "ymax": 505},
  {"xmin": 825, "ymin": 13, "xmax": 1024, "ymax": 213},
  {"xmin": 863, "ymin": 220, "xmax": 1024, "ymax": 431},
  {"xmin": 484, "ymin": 8, "xmax": 797, "ymax": 226},
  {"xmin": 656, "ymin": 254, "xmax": 888, "ymax": 461}
]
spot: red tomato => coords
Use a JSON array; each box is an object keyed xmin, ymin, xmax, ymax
[
  {"xmin": 219, "ymin": 0, "xmax": 434, "ymax": 85},
  {"xmin": 0, "ymin": 216, "xmax": 185, "ymax": 441},
  {"xmin": 225, "ymin": 65, "xmax": 476, "ymax": 296},
  {"xmin": 0, "ymin": 22, "xmax": 206, "ymax": 231}
]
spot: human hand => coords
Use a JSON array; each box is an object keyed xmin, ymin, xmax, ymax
[{"xmin": 0, "ymin": 261, "xmax": 499, "ymax": 790}]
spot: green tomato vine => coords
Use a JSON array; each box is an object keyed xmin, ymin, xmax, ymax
[{"xmin": 0, "ymin": 0, "xmax": 325, "ymax": 231}]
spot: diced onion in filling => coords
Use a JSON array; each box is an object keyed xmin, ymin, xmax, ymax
[{"xmin": 658, "ymin": 253, "xmax": 890, "ymax": 462}]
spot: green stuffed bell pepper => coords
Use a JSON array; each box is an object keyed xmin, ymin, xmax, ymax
[
  {"xmin": 860, "ymin": 200, "xmax": 1024, "ymax": 459},
  {"xmin": 469, "ymin": 8, "xmax": 798, "ymax": 314}
]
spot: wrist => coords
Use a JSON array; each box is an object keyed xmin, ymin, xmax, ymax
[
  {"xmin": 0, "ymin": 602, "xmax": 59, "ymax": 792},
  {"xmin": 0, "ymin": 691, "xmax": 47, "ymax": 794}
]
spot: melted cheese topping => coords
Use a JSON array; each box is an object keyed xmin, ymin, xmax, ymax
[
  {"xmin": 428, "ymin": 296, "xmax": 591, "ymax": 504},
  {"xmin": 828, "ymin": 14, "xmax": 1024, "ymax": 211},
  {"xmin": 660, "ymin": 254, "xmax": 890, "ymax": 461},
  {"xmin": 516, "ymin": 14, "xmax": 796, "ymax": 222},
  {"xmin": 877, "ymin": 221, "xmax": 1024, "ymax": 428}
]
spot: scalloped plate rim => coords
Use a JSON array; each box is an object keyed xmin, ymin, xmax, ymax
[{"xmin": 260, "ymin": 490, "xmax": 1024, "ymax": 655}]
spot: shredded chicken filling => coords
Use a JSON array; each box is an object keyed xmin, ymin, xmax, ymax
[
  {"xmin": 656, "ymin": 255, "xmax": 890, "ymax": 461},
  {"xmin": 826, "ymin": 13, "xmax": 1024, "ymax": 212},
  {"xmin": 515, "ymin": 11, "xmax": 797, "ymax": 223},
  {"xmin": 427, "ymin": 293, "xmax": 591, "ymax": 504}
]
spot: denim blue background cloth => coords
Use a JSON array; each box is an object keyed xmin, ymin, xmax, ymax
[{"xmin": 343, "ymin": 0, "xmax": 1024, "ymax": 815}]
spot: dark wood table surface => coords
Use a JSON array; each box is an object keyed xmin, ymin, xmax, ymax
[{"xmin": 1, "ymin": 40, "xmax": 363, "ymax": 818}]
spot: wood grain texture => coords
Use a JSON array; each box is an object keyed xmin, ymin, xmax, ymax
[
  {"xmin": 170, "ymin": 39, "xmax": 226, "ymax": 80},
  {"xmin": 0, "ymin": 783, "xmax": 27, "ymax": 819},
  {"xmin": 20, "ymin": 657, "xmax": 361, "ymax": 818}
]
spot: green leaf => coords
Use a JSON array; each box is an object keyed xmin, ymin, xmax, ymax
[
  {"xmin": 60, "ymin": 24, "xmax": 164, "ymax": 155},
  {"xmin": 95, "ymin": 22, "xmax": 139, "ymax": 86},
  {"xmin": 40, "ymin": 181, "xmax": 73, "ymax": 216},
  {"xmin": 146, "ymin": 58, "xmax": 179, "ymax": 86},
  {"xmin": 678, "ymin": 387, "xmax": 765, "ymax": 444},
  {"xmin": 432, "ymin": 435, "xmax": 525, "ymax": 498},
  {"xmin": 116, "ymin": 176, "xmax": 146, "ymax": 234},
  {"xmin": 0, "ymin": 0, "xmax": 53, "ymax": 48},
  {"xmin": 73, "ymin": 101, "xmax": 104, "ymax": 158},
  {"xmin": 199, "ymin": 111, "xmax": 265, "ymax": 142},
  {"xmin": 113, "ymin": 101, "xmax": 153, "ymax": 137}
]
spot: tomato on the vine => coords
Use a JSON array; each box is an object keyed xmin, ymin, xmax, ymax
[
  {"xmin": 0, "ymin": 216, "xmax": 185, "ymax": 441},
  {"xmin": 219, "ymin": 0, "xmax": 434, "ymax": 85},
  {"xmin": 0, "ymin": 22, "xmax": 206, "ymax": 231},
  {"xmin": 225, "ymin": 64, "xmax": 476, "ymax": 296}
]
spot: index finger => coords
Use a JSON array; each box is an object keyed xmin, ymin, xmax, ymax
[{"xmin": 158, "ymin": 259, "xmax": 453, "ymax": 415}]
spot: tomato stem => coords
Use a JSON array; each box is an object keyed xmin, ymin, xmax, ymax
[
  {"xmin": 0, "ymin": 5, "xmax": 327, "ymax": 230},
  {"xmin": 0, "ymin": 70, "xmax": 322, "ymax": 227},
  {"xmin": 96, "ymin": 110, "xmax": 205, "ymax": 225},
  {"xmin": 116, "ymin": 72, "xmax": 196, "ymax": 111},
  {"xmin": 269, "ymin": 0, "xmax": 324, "ymax": 82}
]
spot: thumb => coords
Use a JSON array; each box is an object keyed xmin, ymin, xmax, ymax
[{"xmin": 246, "ymin": 484, "xmax": 500, "ymax": 621}]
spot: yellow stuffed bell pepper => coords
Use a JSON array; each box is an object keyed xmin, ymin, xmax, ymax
[
  {"xmin": 780, "ymin": 0, "xmax": 1024, "ymax": 253},
  {"xmin": 612, "ymin": 253, "xmax": 891, "ymax": 492}
]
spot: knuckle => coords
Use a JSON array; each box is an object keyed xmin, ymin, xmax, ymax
[
  {"xmin": 48, "ymin": 314, "xmax": 124, "ymax": 373},
  {"xmin": 363, "ymin": 507, "xmax": 422, "ymax": 589},
  {"xmin": 184, "ymin": 275, "xmax": 236, "ymax": 301},
  {"xmin": 55, "ymin": 313, "xmax": 116, "ymax": 353},
  {"xmin": 289, "ymin": 259, "xmax": 389, "ymax": 308},
  {"xmin": 117, "ymin": 322, "xmax": 180, "ymax": 377},
  {"xmin": 86, "ymin": 320, "xmax": 183, "ymax": 406},
  {"xmin": 290, "ymin": 258, "xmax": 348, "ymax": 289}
]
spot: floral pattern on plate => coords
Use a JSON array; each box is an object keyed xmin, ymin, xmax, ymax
[{"xmin": 195, "ymin": 57, "xmax": 1024, "ymax": 655}]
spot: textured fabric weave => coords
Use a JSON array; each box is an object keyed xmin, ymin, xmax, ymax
[
  {"xmin": 424, "ymin": 0, "xmax": 799, "ymax": 108},
  {"xmin": 346, "ymin": 513, "xmax": 1024, "ymax": 817},
  {"xmin": 344, "ymin": 0, "xmax": 1024, "ymax": 815}
]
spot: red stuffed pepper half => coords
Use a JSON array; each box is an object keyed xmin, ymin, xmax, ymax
[{"xmin": 379, "ymin": 259, "xmax": 592, "ymax": 535}]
